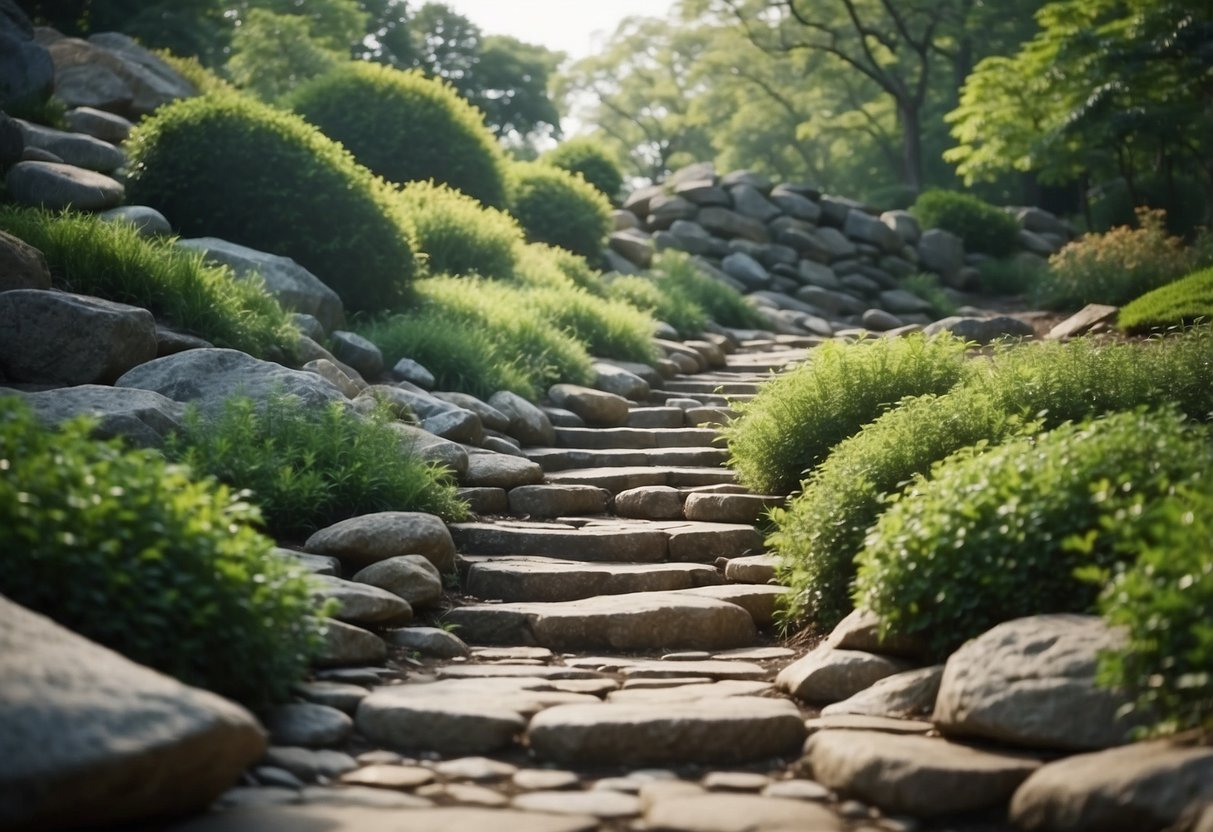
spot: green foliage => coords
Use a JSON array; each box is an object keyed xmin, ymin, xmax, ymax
[
  {"xmin": 542, "ymin": 137, "xmax": 625, "ymax": 201},
  {"xmin": 608, "ymin": 275, "xmax": 708, "ymax": 338},
  {"xmin": 225, "ymin": 9, "xmax": 345, "ymax": 101},
  {"xmin": 901, "ymin": 273, "xmax": 958, "ymax": 318},
  {"xmin": 772, "ymin": 330, "xmax": 1213, "ymax": 629},
  {"xmin": 910, "ymin": 189, "xmax": 1021, "ymax": 257},
  {"xmin": 651, "ymin": 251, "xmax": 768, "ymax": 331},
  {"xmin": 155, "ymin": 50, "xmax": 236, "ymax": 95},
  {"xmin": 359, "ymin": 277, "xmax": 594, "ymax": 401},
  {"xmin": 724, "ymin": 334, "xmax": 970, "ymax": 495},
  {"xmin": 0, "ymin": 207, "xmax": 298, "ymax": 360},
  {"xmin": 525, "ymin": 285, "xmax": 659, "ymax": 363},
  {"xmin": 124, "ymin": 93, "xmax": 417, "ymax": 313},
  {"xmin": 1091, "ymin": 484, "xmax": 1213, "ymax": 735},
  {"xmin": 289, "ymin": 62, "xmax": 508, "ymax": 207},
  {"xmin": 171, "ymin": 393, "xmax": 466, "ymax": 539},
  {"xmin": 1039, "ymin": 209, "xmax": 1206, "ymax": 309},
  {"xmin": 0, "ymin": 397, "xmax": 322, "ymax": 707},
  {"xmin": 506, "ymin": 160, "xmax": 612, "ymax": 259},
  {"xmin": 1119, "ymin": 268, "xmax": 1213, "ymax": 333},
  {"xmin": 856, "ymin": 409, "xmax": 1212, "ymax": 657},
  {"xmin": 978, "ymin": 255, "xmax": 1048, "ymax": 296},
  {"xmin": 397, "ymin": 180, "xmax": 523, "ymax": 280}
]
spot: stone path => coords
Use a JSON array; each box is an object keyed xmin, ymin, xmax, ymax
[{"xmin": 182, "ymin": 333, "xmax": 998, "ymax": 832}]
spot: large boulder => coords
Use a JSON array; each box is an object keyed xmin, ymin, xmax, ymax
[
  {"xmin": 46, "ymin": 31, "xmax": 195, "ymax": 117},
  {"xmin": 16, "ymin": 385, "xmax": 185, "ymax": 448},
  {"xmin": 775, "ymin": 645, "xmax": 914, "ymax": 703},
  {"xmin": 917, "ymin": 228, "xmax": 965, "ymax": 284},
  {"xmin": 177, "ymin": 238, "xmax": 345, "ymax": 333},
  {"xmin": 0, "ymin": 596, "xmax": 266, "ymax": 831},
  {"xmin": 5, "ymin": 160, "xmax": 124, "ymax": 210},
  {"xmin": 0, "ymin": 1, "xmax": 54, "ymax": 112},
  {"xmin": 304, "ymin": 512, "xmax": 457, "ymax": 574},
  {"xmin": 0, "ymin": 228, "xmax": 51, "ymax": 292},
  {"xmin": 0, "ymin": 289, "xmax": 157, "ymax": 385},
  {"xmin": 933, "ymin": 615, "xmax": 1140, "ymax": 751},
  {"xmin": 116, "ymin": 348, "xmax": 347, "ymax": 417}
]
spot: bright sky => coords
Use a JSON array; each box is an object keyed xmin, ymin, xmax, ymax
[{"xmin": 439, "ymin": 0, "xmax": 680, "ymax": 61}]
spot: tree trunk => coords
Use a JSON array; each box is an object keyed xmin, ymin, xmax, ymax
[{"xmin": 899, "ymin": 103, "xmax": 924, "ymax": 194}]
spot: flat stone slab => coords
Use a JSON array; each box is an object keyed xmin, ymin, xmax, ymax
[
  {"xmin": 544, "ymin": 466, "xmax": 735, "ymax": 493},
  {"xmin": 166, "ymin": 805, "xmax": 598, "ymax": 832},
  {"xmin": 802, "ymin": 730, "xmax": 1042, "ymax": 817},
  {"xmin": 645, "ymin": 793, "xmax": 844, "ymax": 832},
  {"xmin": 722, "ymin": 554, "xmax": 778, "ymax": 584},
  {"xmin": 441, "ymin": 592, "xmax": 758, "ymax": 651},
  {"xmin": 506, "ymin": 485, "xmax": 610, "ymax": 519},
  {"xmin": 606, "ymin": 680, "xmax": 773, "ymax": 703},
  {"xmin": 527, "ymin": 698, "xmax": 807, "ymax": 766},
  {"xmin": 567, "ymin": 658, "xmax": 768, "ymax": 681},
  {"xmin": 511, "ymin": 790, "xmax": 642, "ymax": 818},
  {"xmin": 525, "ymin": 447, "xmax": 728, "ymax": 473},
  {"xmin": 554, "ymin": 426, "xmax": 719, "ymax": 450},
  {"xmin": 464, "ymin": 557, "xmax": 722, "ymax": 603},
  {"xmin": 683, "ymin": 493, "xmax": 781, "ymax": 524},
  {"xmin": 665, "ymin": 523, "xmax": 765, "ymax": 562},
  {"xmin": 450, "ymin": 521, "xmax": 667, "ymax": 563},
  {"xmin": 677, "ymin": 585, "xmax": 788, "ymax": 627},
  {"xmin": 626, "ymin": 407, "xmax": 685, "ymax": 428},
  {"xmin": 435, "ymin": 665, "xmax": 609, "ymax": 681}
]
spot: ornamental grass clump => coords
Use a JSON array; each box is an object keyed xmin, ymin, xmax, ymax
[
  {"xmin": 525, "ymin": 285, "xmax": 659, "ymax": 364},
  {"xmin": 1118, "ymin": 267, "xmax": 1213, "ymax": 333},
  {"xmin": 0, "ymin": 206, "xmax": 298, "ymax": 361},
  {"xmin": 171, "ymin": 393, "xmax": 467, "ymax": 540},
  {"xmin": 724, "ymin": 333, "xmax": 970, "ymax": 495},
  {"xmin": 854, "ymin": 408, "xmax": 1212, "ymax": 658},
  {"xmin": 124, "ymin": 93, "xmax": 417, "ymax": 313},
  {"xmin": 0, "ymin": 397, "xmax": 322, "ymax": 707}
]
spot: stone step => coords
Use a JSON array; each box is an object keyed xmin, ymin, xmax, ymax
[
  {"xmin": 544, "ymin": 466, "xmax": 736, "ymax": 494},
  {"xmin": 625, "ymin": 406, "xmax": 685, "ymax": 429},
  {"xmin": 441, "ymin": 590, "xmax": 760, "ymax": 651},
  {"xmin": 683, "ymin": 492, "xmax": 784, "ymax": 524},
  {"xmin": 652, "ymin": 391, "xmax": 753, "ymax": 407},
  {"xmin": 450, "ymin": 520, "xmax": 667, "ymax": 563},
  {"xmin": 553, "ymin": 426, "xmax": 719, "ymax": 450},
  {"xmin": 461, "ymin": 556, "xmax": 723, "ymax": 602},
  {"xmin": 524, "ymin": 446, "xmax": 729, "ymax": 473},
  {"xmin": 506, "ymin": 485, "xmax": 611, "ymax": 519},
  {"xmin": 659, "ymin": 379, "xmax": 765, "ymax": 396}
]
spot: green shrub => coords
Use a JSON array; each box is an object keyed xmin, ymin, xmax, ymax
[
  {"xmin": 1119, "ymin": 267, "xmax": 1213, "ymax": 333},
  {"xmin": 171, "ymin": 394, "xmax": 467, "ymax": 540},
  {"xmin": 607, "ymin": 274, "xmax": 708, "ymax": 338},
  {"xmin": 124, "ymin": 93, "xmax": 417, "ymax": 313},
  {"xmin": 542, "ymin": 137, "xmax": 625, "ymax": 201},
  {"xmin": 289, "ymin": 62, "xmax": 507, "ymax": 207},
  {"xmin": 901, "ymin": 273, "xmax": 957, "ymax": 318},
  {"xmin": 506, "ymin": 160, "xmax": 612, "ymax": 259},
  {"xmin": 771, "ymin": 331, "xmax": 1213, "ymax": 629},
  {"xmin": 1090, "ymin": 484, "xmax": 1213, "ymax": 735},
  {"xmin": 537, "ymin": 244, "xmax": 609, "ymax": 296},
  {"xmin": 977, "ymin": 254, "xmax": 1048, "ymax": 296},
  {"xmin": 398, "ymin": 180, "xmax": 523, "ymax": 280},
  {"xmin": 855, "ymin": 408, "xmax": 1212, "ymax": 658},
  {"xmin": 724, "ymin": 333, "xmax": 970, "ymax": 495},
  {"xmin": 653, "ymin": 251, "xmax": 768, "ymax": 330},
  {"xmin": 1037, "ymin": 208, "xmax": 1204, "ymax": 310},
  {"xmin": 155, "ymin": 51, "xmax": 235, "ymax": 95},
  {"xmin": 526, "ymin": 285, "xmax": 659, "ymax": 363},
  {"xmin": 0, "ymin": 397, "xmax": 322, "ymax": 707},
  {"xmin": 910, "ymin": 189, "xmax": 1021, "ymax": 257},
  {"xmin": 0, "ymin": 206, "xmax": 298, "ymax": 360},
  {"xmin": 359, "ymin": 276, "xmax": 595, "ymax": 400}
]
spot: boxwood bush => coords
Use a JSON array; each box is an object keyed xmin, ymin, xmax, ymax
[
  {"xmin": 506, "ymin": 160, "xmax": 612, "ymax": 259},
  {"xmin": 542, "ymin": 136, "xmax": 625, "ymax": 201},
  {"xmin": 289, "ymin": 62, "xmax": 508, "ymax": 208},
  {"xmin": 855, "ymin": 408, "xmax": 1213, "ymax": 657},
  {"xmin": 724, "ymin": 333, "xmax": 970, "ymax": 495},
  {"xmin": 124, "ymin": 93, "xmax": 417, "ymax": 313},
  {"xmin": 910, "ymin": 189, "xmax": 1021, "ymax": 257},
  {"xmin": 0, "ymin": 397, "xmax": 322, "ymax": 707},
  {"xmin": 1119, "ymin": 267, "xmax": 1213, "ymax": 333},
  {"xmin": 1090, "ymin": 484, "xmax": 1213, "ymax": 734},
  {"xmin": 397, "ymin": 180, "xmax": 523, "ymax": 280},
  {"xmin": 171, "ymin": 394, "xmax": 467, "ymax": 540},
  {"xmin": 772, "ymin": 331, "xmax": 1213, "ymax": 629},
  {"xmin": 0, "ymin": 207, "xmax": 298, "ymax": 361}
]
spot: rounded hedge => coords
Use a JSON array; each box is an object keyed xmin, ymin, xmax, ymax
[
  {"xmin": 398, "ymin": 180, "xmax": 524, "ymax": 280},
  {"xmin": 124, "ymin": 93, "xmax": 416, "ymax": 313},
  {"xmin": 289, "ymin": 62, "xmax": 508, "ymax": 208},
  {"xmin": 855, "ymin": 408, "xmax": 1213, "ymax": 658},
  {"xmin": 0, "ymin": 397, "xmax": 322, "ymax": 707},
  {"xmin": 542, "ymin": 136, "xmax": 625, "ymax": 202},
  {"xmin": 506, "ymin": 160, "xmax": 613, "ymax": 260},
  {"xmin": 910, "ymin": 189, "xmax": 1021, "ymax": 258}
]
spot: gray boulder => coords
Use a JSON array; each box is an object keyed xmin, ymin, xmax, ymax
[
  {"xmin": 698, "ymin": 207, "xmax": 770, "ymax": 243},
  {"xmin": 814, "ymin": 227, "xmax": 858, "ymax": 260},
  {"xmin": 0, "ymin": 1, "xmax": 54, "ymax": 112},
  {"xmin": 609, "ymin": 228, "xmax": 654, "ymax": 269},
  {"xmin": 177, "ymin": 238, "xmax": 345, "ymax": 332},
  {"xmin": 99, "ymin": 205, "xmax": 172, "ymax": 237},
  {"xmin": 329, "ymin": 331, "xmax": 384, "ymax": 381},
  {"xmin": 0, "ymin": 596, "xmax": 265, "ymax": 831},
  {"xmin": 15, "ymin": 118, "xmax": 124, "ymax": 173},
  {"xmin": 353, "ymin": 555, "xmax": 444, "ymax": 609},
  {"xmin": 0, "ymin": 228, "xmax": 51, "ymax": 292},
  {"xmin": 844, "ymin": 208, "xmax": 902, "ymax": 253},
  {"xmin": 881, "ymin": 210, "xmax": 921, "ymax": 244},
  {"xmin": 923, "ymin": 315, "xmax": 1034, "ymax": 344},
  {"xmin": 721, "ymin": 252, "xmax": 771, "ymax": 291},
  {"xmin": 17, "ymin": 385, "xmax": 184, "ymax": 448},
  {"xmin": 917, "ymin": 228, "xmax": 965, "ymax": 283},
  {"xmin": 548, "ymin": 383, "xmax": 629, "ymax": 427},
  {"xmin": 0, "ymin": 290, "xmax": 157, "ymax": 385},
  {"xmin": 730, "ymin": 184, "xmax": 781, "ymax": 223},
  {"xmin": 48, "ymin": 32, "xmax": 195, "ymax": 117},
  {"xmin": 488, "ymin": 390, "xmax": 555, "ymax": 447},
  {"xmin": 934, "ymin": 615, "xmax": 1141, "ymax": 751},
  {"xmin": 5, "ymin": 160, "xmax": 123, "ymax": 210},
  {"xmin": 769, "ymin": 186, "xmax": 821, "ymax": 223},
  {"xmin": 63, "ymin": 106, "xmax": 133, "ymax": 143},
  {"xmin": 115, "ymin": 348, "xmax": 347, "ymax": 417},
  {"xmin": 305, "ymin": 511, "xmax": 457, "ymax": 573}
]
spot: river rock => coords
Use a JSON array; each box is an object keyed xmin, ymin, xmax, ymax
[
  {"xmin": 49, "ymin": 32, "xmax": 195, "ymax": 117},
  {"xmin": 313, "ymin": 619, "xmax": 387, "ymax": 668},
  {"xmin": 821, "ymin": 666, "xmax": 944, "ymax": 719},
  {"xmin": 263, "ymin": 703, "xmax": 353, "ymax": 749},
  {"xmin": 775, "ymin": 645, "xmax": 913, "ymax": 703},
  {"xmin": 489, "ymin": 390, "xmax": 555, "ymax": 446},
  {"xmin": 305, "ymin": 512, "xmax": 457, "ymax": 573},
  {"xmin": 5, "ymin": 160, "xmax": 123, "ymax": 209},
  {"xmin": 63, "ymin": 105, "xmax": 132, "ymax": 143},
  {"xmin": 917, "ymin": 229, "xmax": 964, "ymax": 283},
  {"xmin": 934, "ymin": 614, "xmax": 1139, "ymax": 751},
  {"xmin": 15, "ymin": 118, "xmax": 123, "ymax": 172},
  {"xmin": 0, "ymin": 289, "xmax": 156, "ymax": 385},
  {"xmin": 99, "ymin": 205, "xmax": 172, "ymax": 237},
  {"xmin": 844, "ymin": 208, "xmax": 902, "ymax": 253},
  {"xmin": 384, "ymin": 626, "xmax": 469, "ymax": 658},
  {"xmin": 645, "ymin": 793, "xmax": 844, "ymax": 832},
  {"xmin": 548, "ymin": 383, "xmax": 629, "ymax": 427},
  {"xmin": 0, "ymin": 596, "xmax": 265, "ymax": 831},
  {"xmin": 352, "ymin": 555, "xmax": 443, "ymax": 609},
  {"xmin": 311, "ymin": 575, "xmax": 413, "ymax": 626},
  {"xmin": 923, "ymin": 315, "xmax": 1034, "ymax": 343}
]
